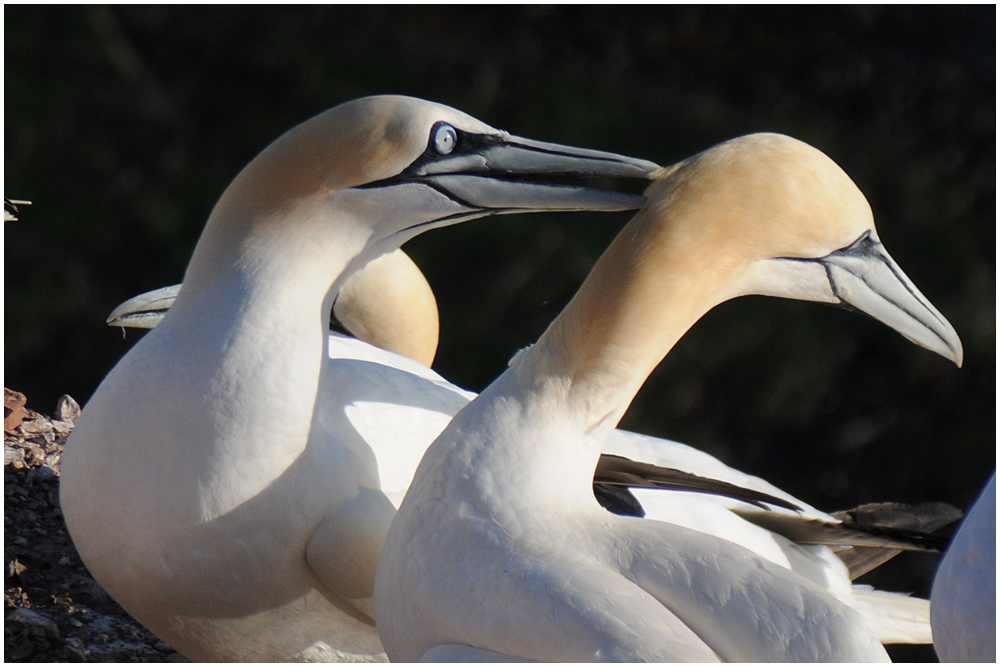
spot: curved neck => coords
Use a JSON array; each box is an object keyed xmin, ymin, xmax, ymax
[
  {"xmin": 516, "ymin": 201, "xmax": 740, "ymax": 433},
  {"xmin": 146, "ymin": 193, "xmax": 376, "ymax": 514}
]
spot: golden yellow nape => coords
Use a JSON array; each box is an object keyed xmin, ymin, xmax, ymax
[{"xmin": 334, "ymin": 249, "xmax": 439, "ymax": 367}]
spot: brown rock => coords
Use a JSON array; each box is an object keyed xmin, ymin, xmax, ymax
[{"xmin": 4, "ymin": 388, "xmax": 27, "ymax": 432}]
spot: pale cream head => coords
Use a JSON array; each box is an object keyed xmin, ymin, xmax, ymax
[
  {"xmin": 218, "ymin": 96, "xmax": 499, "ymax": 221},
  {"xmin": 646, "ymin": 133, "xmax": 876, "ymax": 273},
  {"xmin": 628, "ymin": 132, "xmax": 961, "ymax": 365}
]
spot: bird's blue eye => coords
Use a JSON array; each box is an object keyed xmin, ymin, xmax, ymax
[{"xmin": 433, "ymin": 124, "xmax": 457, "ymax": 155}]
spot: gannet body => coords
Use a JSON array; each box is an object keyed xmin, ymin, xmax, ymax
[
  {"xmin": 375, "ymin": 133, "xmax": 963, "ymax": 662},
  {"xmin": 110, "ymin": 252, "xmax": 949, "ymax": 647},
  {"xmin": 931, "ymin": 471, "xmax": 996, "ymax": 662},
  {"xmin": 60, "ymin": 95, "xmax": 657, "ymax": 661}
]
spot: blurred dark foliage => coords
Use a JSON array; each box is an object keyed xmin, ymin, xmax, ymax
[{"xmin": 4, "ymin": 7, "xmax": 994, "ymax": 660}]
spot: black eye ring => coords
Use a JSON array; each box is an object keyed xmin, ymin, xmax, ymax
[{"xmin": 433, "ymin": 123, "xmax": 457, "ymax": 155}]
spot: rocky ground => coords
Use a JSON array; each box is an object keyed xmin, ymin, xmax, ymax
[{"xmin": 4, "ymin": 388, "xmax": 184, "ymax": 662}]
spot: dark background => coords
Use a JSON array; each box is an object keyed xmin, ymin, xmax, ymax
[{"xmin": 5, "ymin": 7, "xmax": 994, "ymax": 661}]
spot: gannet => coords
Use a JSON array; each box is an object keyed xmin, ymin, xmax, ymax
[
  {"xmin": 374, "ymin": 133, "xmax": 964, "ymax": 662},
  {"xmin": 59, "ymin": 95, "xmax": 658, "ymax": 662},
  {"xmin": 109, "ymin": 241, "xmax": 956, "ymax": 647},
  {"xmin": 931, "ymin": 471, "xmax": 996, "ymax": 662}
]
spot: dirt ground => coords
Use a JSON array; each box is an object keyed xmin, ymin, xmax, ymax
[{"xmin": 4, "ymin": 389, "xmax": 184, "ymax": 663}]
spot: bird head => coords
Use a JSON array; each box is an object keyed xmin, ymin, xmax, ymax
[
  {"xmin": 644, "ymin": 133, "xmax": 962, "ymax": 366},
  {"xmin": 216, "ymin": 95, "xmax": 658, "ymax": 253}
]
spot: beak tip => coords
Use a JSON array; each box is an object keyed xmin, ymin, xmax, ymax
[
  {"xmin": 946, "ymin": 330, "xmax": 964, "ymax": 368},
  {"xmin": 937, "ymin": 336, "xmax": 963, "ymax": 368},
  {"xmin": 930, "ymin": 334, "xmax": 963, "ymax": 368}
]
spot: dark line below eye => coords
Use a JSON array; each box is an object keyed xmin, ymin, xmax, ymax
[
  {"xmin": 358, "ymin": 170, "xmax": 608, "ymax": 193},
  {"xmin": 774, "ymin": 231, "xmax": 872, "ymax": 263},
  {"xmin": 358, "ymin": 126, "xmax": 646, "ymax": 192}
]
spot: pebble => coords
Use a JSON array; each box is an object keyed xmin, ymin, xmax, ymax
[
  {"xmin": 56, "ymin": 394, "xmax": 81, "ymax": 425},
  {"xmin": 6, "ymin": 606, "xmax": 60, "ymax": 639},
  {"xmin": 64, "ymin": 636, "xmax": 88, "ymax": 659},
  {"xmin": 34, "ymin": 465, "xmax": 55, "ymax": 482}
]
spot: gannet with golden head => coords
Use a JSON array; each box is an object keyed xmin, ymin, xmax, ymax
[
  {"xmin": 59, "ymin": 95, "xmax": 657, "ymax": 662},
  {"xmin": 374, "ymin": 133, "xmax": 963, "ymax": 662}
]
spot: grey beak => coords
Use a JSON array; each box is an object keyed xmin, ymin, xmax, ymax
[
  {"xmin": 820, "ymin": 233, "xmax": 963, "ymax": 367},
  {"xmin": 428, "ymin": 135, "xmax": 658, "ymax": 212},
  {"xmin": 369, "ymin": 132, "xmax": 659, "ymax": 215}
]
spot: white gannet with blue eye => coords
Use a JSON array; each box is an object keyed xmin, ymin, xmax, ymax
[
  {"xmin": 931, "ymin": 470, "xmax": 996, "ymax": 662},
  {"xmin": 374, "ymin": 133, "xmax": 963, "ymax": 663},
  {"xmin": 59, "ymin": 95, "xmax": 658, "ymax": 662}
]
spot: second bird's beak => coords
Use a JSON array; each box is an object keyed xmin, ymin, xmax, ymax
[
  {"xmin": 819, "ymin": 232, "xmax": 963, "ymax": 367},
  {"xmin": 762, "ymin": 232, "xmax": 964, "ymax": 367}
]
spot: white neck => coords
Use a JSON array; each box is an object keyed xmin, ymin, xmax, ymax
[
  {"xmin": 433, "ymin": 201, "xmax": 739, "ymax": 517},
  {"xmin": 148, "ymin": 191, "xmax": 377, "ymax": 516}
]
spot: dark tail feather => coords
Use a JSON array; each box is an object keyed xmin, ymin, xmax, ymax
[
  {"xmin": 594, "ymin": 453, "xmax": 802, "ymax": 511},
  {"xmin": 735, "ymin": 501, "xmax": 963, "ymax": 579}
]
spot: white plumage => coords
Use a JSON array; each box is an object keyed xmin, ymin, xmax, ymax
[
  {"xmin": 112, "ymin": 254, "xmax": 945, "ymax": 649},
  {"xmin": 374, "ymin": 133, "xmax": 963, "ymax": 662}
]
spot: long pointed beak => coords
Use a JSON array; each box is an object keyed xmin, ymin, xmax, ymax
[
  {"xmin": 757, "ymin": 231, "xmax": 963, "ymax": 366},
  {"xmin": 372, "ymin": 134, "xmax": 659, "ymax": 214},
  {"xmin": 106, "ymin": 284, "xmax": 179, "ymax": 329},
  {"xmin": 820, "ymin": 232, "xmax": 963, "ymax": 367}
]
